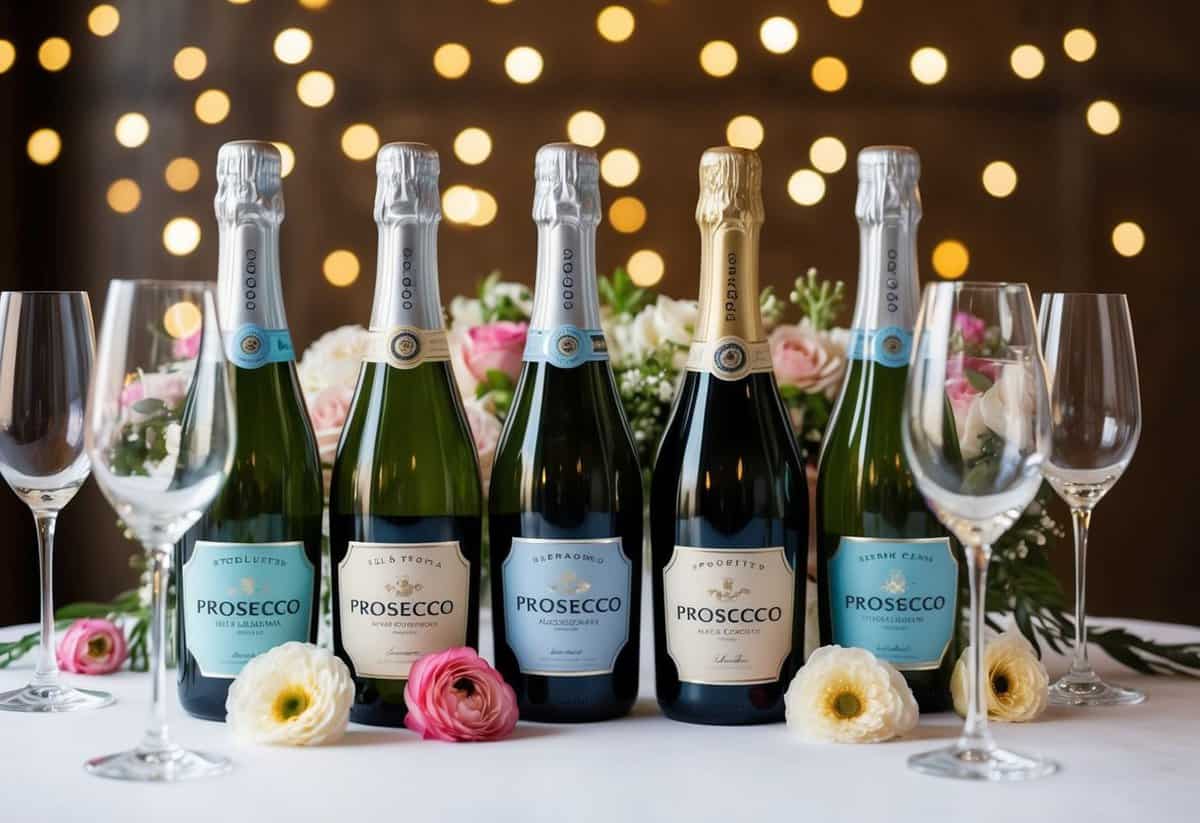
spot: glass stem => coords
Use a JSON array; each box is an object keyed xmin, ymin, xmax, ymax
[
  {"xmin": 1069, "ymin": 507, "xmax": 1094, "ymax": 678},
  {"xmin": 960, "ymin": 542, "xmax": 995, "ymax": 754},
  {"xmin": 139, "ymin": 544, "xmax": 175, "ymax": 755},
  {"xmin": 31, "ymin": 511, "xmax": 60, "ymax": 689}
]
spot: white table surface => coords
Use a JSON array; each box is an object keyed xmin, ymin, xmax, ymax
[{"xmin": 2, "ymin": 587, "xmax": 1197, "ymax": 823}]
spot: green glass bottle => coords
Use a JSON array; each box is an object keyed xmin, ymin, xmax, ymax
[
  {"xmin": 176, "ymin": 141, "xmax": 324, "ymax": 721},
  {"xmin": 816, "ymin": 146, "xmax": 960, "ymax": 712},
  {"xmin": 329, "ymin": 143, "xmax": 483, "ymax": 727}
]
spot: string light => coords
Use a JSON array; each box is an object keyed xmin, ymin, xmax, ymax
[
  {"xmin": 26, "ymin": 129, "xmax": 62, "ymax": 165},
  {"xmin": 596, "ymin": 6, "xmax": 635, "ymax": 43},
  {"xmin": 272, "ymin": 142, "xmax": 296, "ymax": 177},
  {"xmin": 38, "ymin": 37, "xmax": 71, "ymax": 72},
  {"xmin": 910, "ymin": 47, "xmax": 948, "ymax": 84},
  {"xmin": 1112, "ymin": 222, "xmax": 1145, "ymax": 257},
  {"xmin": 469, "ymin": 190, "xmax": 498, "ymax": 226},
  {"xmin": 504, "ymin": 46, "xmax": 543, "ymax": 84},
  {"xmin": 443, "ymin": 185, "xmax": 480, "ymax": 224},
  {"xmin": 174, "ymin": 46, "xmax": 207, "ymax": 80},
  {"xmin": 1063, "ymin": 28, "xmax": 1097, "ymax": 62},
  {"xmin": 88, "ymin": 5, "xmax": 120, "ymax": 37},
  {"xmin": 827, "ymin": 0, "xmax": 863, "ymax": 17},
  {"xmin": 726, "ymin": 115, "xmax": 764, "ymax": 150},
  {"xmin": 0, "ymin": 40, "xmax": 14, "ymax": 74},
  {"xmin": 297, "ymin": 71, "xmax": 335, "ymax": 106},
  {"xmin": 981, "ymin": 161, "xmax": 1018, "ymax": 198},
  {"xmin": 627, "ymin": 250, "xmax": 664, "ymax": 287},
  {"xmin": 163, "ymin": 217, "xmax": 202, "ymax": 256},
  {"xmin": 433, "ymin": 43, "xmax": 471, "ymax": 79},
  {"xmin": 699, "ymin": 40, "xmax": 738, "ymax": 77},
  {"xmin": 609, "ymin": 196, "xmax": 646, "ymax": 233},
  {"xmin": 114, "ymin": 113, "xmax": 150, "ymax": 148},
  {"xmin": 811, "ymin": 56, "xmax": 848, "ymax": 92},
  {"xmin": 323, "ymin": 250, "xmax": 360, "ymax": 286},
  {"xmin": 106, "ymin": 179, "xmax": 141, "ymax": 214},
  {"xmin": 932, "ymin": 239, "xmax": 969, "ymax": 279},
  {"xmin": 454, "ymin": 127, "xmax": 493, "ymax": 165},
  {"xmin": 1010, "ymin": 44, "xmax": 1044, "ymax": 80},
  {"xmin": 195, "ymin": 89, "xmax": 231, "ymax": 124},
  {"xmin": 163, "ymin": 302, "xmax": 202, "ymax": 339},
  {"xmin": 567, "ymin": 111, "xmax": 606, "ymax": 147},
  {"xmin": 787, "ymin": 169, "xmax": 826, "ymax": 205},
  {"xmin": 165, "ymin": 157, "xmax": 201, "ymax": 192},
  {"xmin": 809, "ymin": 136, "xmax": 847, "ymax": 174},
  {"xmin": 600, "ymin": 148, "xmax": 640, "ymax": 187},
  {"xmin": 1086, "ymin": 100, "xmax": 1120, "ymax": 135},
  {"xmin": 341, "ymin": 124, "xmax": 380, "ymax": 161},
  {"xmin": 274, "ymin": 28, "xmax": 313, "ymax": 65},
  {"xmin": 760, "ymin": 17, "xmax": 799, "ymax": 54}
]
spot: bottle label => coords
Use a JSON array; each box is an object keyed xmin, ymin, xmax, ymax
[
  {"xmin": 364, "ymin": 326, "xmax": 450, "ymax": 371},
  {"xmin": 336, "ymin": 541, "xmax": 470, "ymax": 679},
  {"xmin": 663, "ymin": 546, "xmax": 796, "ymax": 685},
  {"xmin": 828, "ymin": 536, "xmax": 957, "ymax": 670},
  {"xmin": 225, "ymin": 323, "xmax": 295, "ymax": 369},
  {"xmin": 848, "ymin": 326, "xmax": 912, "ymax": 368},
  {"xmin": 523, "ymin": 326, "xmax": 609, "ymax": 369},
  {"xmin": 181, "ymin": 540, "xmax": 314, "ymax": 678},
  {"xmin": 501, "ymin": 536, "xmax": 631, "ymax": 676},
  {"xmin": 685, "ymin": 336, "xmax": 773, "ymax": 381}
]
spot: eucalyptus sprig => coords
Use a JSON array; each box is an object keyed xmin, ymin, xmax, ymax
[{"xmin": 789, "ymin": 267, "xmax": 846, "ymax": 332}]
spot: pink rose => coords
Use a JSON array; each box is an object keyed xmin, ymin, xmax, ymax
[
  {"xmin": 463, "ymin": 400, "xmax": 502, "ymax": 495},
  {"xmin": 461, "ymin": 322, "xmax": 527, "ymax": 383},
  {"xmin": 172, "ymin": 330, "xmax": 202, "ymax": 360},
  {"xmin": 56, "ymin": 619, "xmax": 128, "ymax": 675},
  {"xmin": 954, "ymin": 312, "xmax": 987, "ymax": 345},
  {"xmin": 769, "ymin": 322, "xmax": 846, "ymax": 399},
  {"xmin": 404, "ymin": 647, "xmax": 519, "ymax": 742},
  {"xmin": 120, "ymin": 371, "xmax": 190, "ymax": 411},
  {"xmin": 305, "ymin": 384, "xmax": 354, "ymax": 470}
]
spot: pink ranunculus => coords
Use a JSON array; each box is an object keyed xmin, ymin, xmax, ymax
[
  {"xmin": 306, "ymin": 385, "xmax": 354, "ymax": 467},
  {"xmin": 404, "ymin": 647, "xmax": 519, "ymax": 742},
  {"xmin": 56, "ymin": 618, "xmax": 128, "ymax": 675},
  {"xmin": 461, "ymin": 322, "xmax": 528, "ymax": 383},
  {"xmin": 769, "ymin": 322, "xmax": 846, "ymax": 399},
  {"xmin": 172, "ymin": 330, "xmax": 202, "ymax": 360},
  {"xmin": 954, "ymin": 312, "xmax": 987, "ymax": 345},
  {"xmin": 462, "ymin": 399, "xmax": 502, "ymax": 495}
]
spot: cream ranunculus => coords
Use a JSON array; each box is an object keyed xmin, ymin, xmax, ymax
[
  {"xmin": 297, "ymin": 325, "xmax": 371, "ymax": 396},
  {"xmin": 784, "ymin": 645, "xmax": 919, "ymax": 743},
  {"xmin": 226, "ymin": 642, "xmax": 354, "ymax": 746},
  {"xmin": 951, "ymin": 629, "xmax": 1049, "ymax": 722},
  {"xmin": 606, "ymin": 296, "xmax": 697, "ymax": 369}
]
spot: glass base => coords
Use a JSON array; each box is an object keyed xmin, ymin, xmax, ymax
[
  {"xmin": 85, "ymin": 745, "xmax": 232, "ymax": 782},
  {"xmin": 1049, "ymin": 673, "xmax": 1146, "ymax": 706},
  {"xmin": 908, "ymin": 742, "xmax": 1059, "ymax": 782},
  {"xmin": 0, "ymin": 683, "xmax": 114, "ymax": 713}
]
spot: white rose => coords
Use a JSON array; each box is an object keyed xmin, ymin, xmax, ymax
[
  {"xmin": 607, "ymin": 296, "xmax": 697, "ymax": 368},
  {"xmin": 226, "ymin": 642, "xmax": 354, "ymax": 746},
  {"xmin": 487, "ymin": 282, "xmax": 533, "ymax": 317},
  {"xmin": 785, "ymin": 645, "xmax": 919, "ymax": 743},
  {"xmin": 958, "ymin": 362, "xmax": 1038, "ymax": 460},
  {"xmin": 297, "ymin": 325, "xmax": 371, "ymax": 396},
  {"xmin": 950, "ymin": 629, "xmax": 1049, "ymax": 722},
  {"xmin": 449, "ymin": 296, "xmax": 484, "ymax": 330}
]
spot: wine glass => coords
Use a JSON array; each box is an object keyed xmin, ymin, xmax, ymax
[
  {"xmin": 902, "ymin": 282, "xmax": 1058, "ymax": 781},
  {"xmin": 0, "ymin": 291, "xmax": 113, "ymax": 713},
  {"xmin": 1040, "ymin": 293, "xmax": 1143, "ymax": 706},
  {"xmin": 83, "ymin": 280, "xmax": 236, "ymax": 782}
]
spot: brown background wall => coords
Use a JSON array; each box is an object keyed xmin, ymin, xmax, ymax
[{"xmin": 1, "ymin": 0, "xmax": 1197, "ymax": 627}]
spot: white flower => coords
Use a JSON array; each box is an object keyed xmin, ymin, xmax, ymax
[
  {"xmin": 448, "ymin": 280, "xmax": 532, "ymax": 331},
  {"xmin": 958, "ymin": 362, "xmax": 1037, "ymax": 460},
  {"xmin": 785, "ymin": 645, "xmax": 919, "ymax": 743},
  {"xmin": 605, "ymin": 296, "xmax": 697, "ymax": 368},
  {"xmin": 297, "ymin": 325, "xmax": 371, "ymax": 396},
  {"xmin": 950, "ymin": 629, "xmax": 1049, "ymax": 722},
  {"xmin": 448, "ymin": 295, "xmax": 485, "ymax": 330},
  {"xmin": 226, "ymin": 642, "xmax": 354, "ymax": 746},
  {"xmin": 163, "ymin": 422, "xmax": 181, "ymax": 457}
]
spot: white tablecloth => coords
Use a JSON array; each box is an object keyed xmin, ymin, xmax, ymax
[{"xmin": 2, "ymin": 590, "xmax": 1197, "ymax": 823}]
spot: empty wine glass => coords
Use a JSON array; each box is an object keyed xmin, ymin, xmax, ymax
[
  {"xmin": 83, "ymin": 280, "xmax": 236, "ymax": 782},
  {"xmin": 1040, "ymin": 293, "xmax": 1143, "ymax": 706},
  {"xmin": 0, "ymin": 291, "xmax": 113, "ymax": 713},
  {"xmin": 902, "ymin": 282, "xmax": 1058, "ymax": 781}
]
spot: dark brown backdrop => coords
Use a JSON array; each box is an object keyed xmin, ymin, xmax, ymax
[{"xmin": 1, "ymin": 0, "xmax": 1197, "ymax": 627}]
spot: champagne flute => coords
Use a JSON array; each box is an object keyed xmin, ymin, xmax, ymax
[
  {"xmin": 1040, "ymin": 293, "xmax": 1144, "ymax": 706},
  {"xmin": 0, "ymin": 291, "xmax": 113, "ymax": 712},
  {"xmin": 83, "ymin": 280, "xmax": 235, "ymax": 782},
  {"xmin": 902, "ymin": 282, "xmax": 1058, "ymax": 781}
]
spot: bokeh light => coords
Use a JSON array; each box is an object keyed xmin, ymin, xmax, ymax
[
  {"xmin": 1086, "ymin": 100, "xmax": 1120, "ymax": 135},
  {"xmin": 597, "ymin": 6, "xmax": 635, "ymax": 43},
  {"xmin": 106, "ymin": 179, "xmax": 141, "ymax": 214},
  {"xmin": 163, "ymin": 301, "xmax": 202, "ymax": 339},
  {"xmin": 1010, "ymin": 44, "xmax": 1045, "ymax": 80},
  {"xmin": 811, "ymin": 56, "xmax": 848, "ymax": 92},
  {"xmin": 981, "ymin": 161, "xmax": 1018, "ymax": 198},
  {"xmin": 274, "ymin": 28, "xmax": 313, "ymax": 65},
  {"xmin": 699, "ymin": 41, "xmax": 738, "ymax": 77},
  {"xmin": 195, "ymin": 89, "xmax": 231, "ymax": 124},
  {"xmin": 297, "ymin": 71, "xmax": 335, "ymax": 107},
  {"xmin": 26, "ymin": 129, "xmax": 62, "ymax": 165},
  {"xmin": 1112, "ymin": 222, "xmax": 1145, "ymax": 257},
  {"xmin": 163, "ymin": 217, "xmax": 202, "ymax": 256},
  {"xmin": 114, "ymin": 113, "xmax": 150, "ymax": 148},
  {"xmin": 1063, "ymin": 28, "xmax": 1097, "ymax": 62},
  {"xmin": 932, "ymin": 239, "xmax": 970, "ymax": 279},
  {"xmin": 911, "ymin": 47, "xmax": 948, "ymax": 84},
  {"xmin": 454, "ymin": 127, "xmax": 493, "ymax": 165},
  {"xmin": 272, "ymin": 142, "xmax": 296, "ymax": 177},
  {"xmin": 174, "ymin": 47, "xmax": 207, "ymax": 80},
  {"xmin": 38, "ymin": 37, "xmax": 71, "ymax": 72},
  {"xmin": 809, "ymin": 136, "xmax": 847, "ymax": 174},
  {"xmin": 88, "ymin": 5, "xmax": 120, "ymax": 37},
  {"xmin": 601, "ymin": 148, "xmax": 640, "ymax": 187},
  {"xmin": 433, "ymin": 43, "xmax": 471, "ymax": 79},
  {"xmin": 443, "ymin": 185, "xmax": 480, "ymax": 224},
  {"xmin": 323, "ymin": 250, "xmax": 360, "ymax": 286},
  {"xmin": 165, "ymin": 157, "xmax": 201, "ymax": 192},
  {"xmin": 627, "ymin": 250, "xmax": 665, "ymax": 287},
  {"xmin": 505, "ymin": 46, "xmax": 544, "ymax": 84},
  {"xmin": 0, "ymin": 40, "xmax": 14, "ymax": 74},
  {"xmin": 759, "ymin": 17, "xmax": 799, "ymax": 54},
  {"xmin": 827, "ymin": 0, "xmax": 863, "ymax": 17},
  {"xmin": 726, "ymin": 115, "xmax": 764, "ymax": 150},
  {"xmin": 299, "ymin": 0, "xmax": 330, "ymax": 8},
  {"xmin": 341, "ymin": 124, "xmax": 380, "ymax": 161},
  {"xmin": 469, "ymin": 190, "xmax": 498, "ymax": 227},
  {"xmin": 567, "ymin": 111, "xmax": 606, "ymax": 147},
  {"xmin": 787, "ymin": 169, "xmax": 826, "ymax": 205},
  {"xmin": 609, "ymin": 196, "xmax": 647, "ymax": 233}
]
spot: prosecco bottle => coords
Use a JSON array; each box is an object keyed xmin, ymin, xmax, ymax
[
  {"xmin": 650, "ymin": 147, "xmax": 808, "ymax": 725},
  {"xmin": 329, "ymin": 143, "xmax": 483, "ymax": 727},
  {"xmin": 489, "ymin": 143, "xmax": 643, "ymax": 723},
  {"xmin": 816, "ymin": 146, "xmax": 960, "ymax": 712},
  {"xmin": 176, "ymin": 141, "xmax": 323, "ymax": 721}
]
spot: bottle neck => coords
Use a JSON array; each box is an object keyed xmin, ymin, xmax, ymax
[
  {"xmin": 370, "ymin": 221, "xmax": 442, "ymax": 331},
  {"xmin": 695, "ymin": 221, "xmax": 764, "ymax": 343},
  {"xmin": 217, "ymin": 218, "xmax": 287, "ymax": 332},
  {"xmin": 529, "ymin": 221, "xmax": 601, "ymax": 332},
  {"xmin": 851, "ymin": 217, "xmax": 920, "ymax": 334}
]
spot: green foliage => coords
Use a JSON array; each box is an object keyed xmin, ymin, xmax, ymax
[
  {"xmin": 599, "ymin": 267, "xmax": 651, "ymax": 317},
  {"xmin": 475, "ymin": 369, "xmax": 516, "ymax": 419},
  {"xmin": 478, "ymin": 271, "xmax": 530, "ymax": 323},
  {"xmin": 789, "ymin": 267, "xmax": 846, "ymax": 331}
]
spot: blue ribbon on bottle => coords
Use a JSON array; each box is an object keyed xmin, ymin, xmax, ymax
[
  {"xmin": 523, "ymin": 325, "xmax": 609, "ymax": 369},
  {"xmin": 225, "ymin": 324, "xmax": 295, "ymax": 369}
]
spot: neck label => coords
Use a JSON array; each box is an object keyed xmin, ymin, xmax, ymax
[
  {"xmin": 524, "ymin": 325, "xmax": 608, "ymax": 369},
  {"xmin": 686, "ymin": 335, "xmax": 772, "ymax": 381},
  {"xmin": 365, "ymin": 326, "xmax": 450, "ymax": 370},
  {"xmin": 848, "ymin": 326, "xmax": 913, "ymax": 368},
  {"xmin": 226, "ymin": 324, "xmax": 294, "ymax": 369}
]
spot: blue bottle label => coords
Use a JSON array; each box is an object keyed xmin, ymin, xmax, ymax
[
  {"xmin": 523, "ymin": 326, "xmax": 609, "ymax": 369},
  {"xmin": 225, "ymin": 324, "xmax": 295, "ymax": 369},
  {"xmin": 501, "ymin": 537, "xmax": 631, "ymax": 676},
  {"xmin": 828, "ymin": 536, "xmax": 957, "ymax": 670},
  {"xmin": 848, "ymin": 326, "xmax": 913, "ymax": 368},
  {"xmin": 182, "ymin": 540, "xmax": 315, "ymax": 678}
]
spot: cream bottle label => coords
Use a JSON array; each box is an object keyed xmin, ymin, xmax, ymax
[
  {"xmin": 365, "ymin": 326, "xmax": 450, "ymax": 370},
  {"xmin": 663, "ymin": 546, "xmax": 795, "ymax": 685},
  {"xmin": 337, "ymin": 541, "xmax": 470, "ymax": 679},
  {"xmin": 685, "ymin": 337, "xmax": 773, "ymax": 381}
]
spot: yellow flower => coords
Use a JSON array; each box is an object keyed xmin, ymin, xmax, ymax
[
  {"xmin": 226, "ymin": 642, "xmax": 354, "ymax": 746},
  {"xmin": 784, "ymin": 646, "xmax": 919, "ymax": 743},
  {"xmin": 951, "ymin": 630, "xmax": 1049, "ymax": 722}
]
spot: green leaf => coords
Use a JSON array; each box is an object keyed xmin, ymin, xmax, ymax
[
  {"xmin": 964, "ymin": 368, "xmax": 993, "ymax": 392},
  {"xmin": 132, "ymin": 397, "xmax": 167, "ymax": 416}
]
